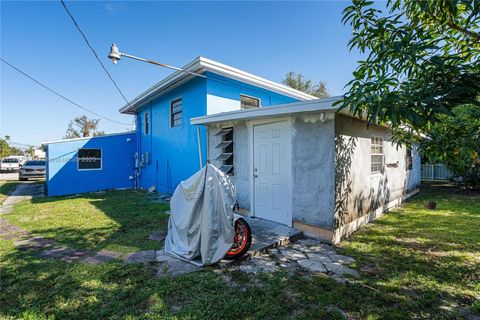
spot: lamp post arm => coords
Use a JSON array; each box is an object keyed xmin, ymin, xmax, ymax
[{"xmin": 119, "ymin": 52, "xmax": 207, "ymax": 79}]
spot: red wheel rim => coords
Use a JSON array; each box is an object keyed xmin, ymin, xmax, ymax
[{"xmin": 226, "ymin": 221, "xmax": 248, "ymax": 257}]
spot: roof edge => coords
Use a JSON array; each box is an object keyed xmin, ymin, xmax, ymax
[
  {"xmin": 42, "ymin": 131, "xmax": 136, "ymax": 145},
  {"xmin": 191, "ymin": 96, "xmax": 341, "ymax": 125},
  {"xmin": 119, "ymin": 56, "xmax": 318, "ymax": 114}
]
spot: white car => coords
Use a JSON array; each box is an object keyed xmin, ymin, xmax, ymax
[
  {"xmin": 19, "ymin": 160, "xmax": 46, "ymax": 181},
  {"xmin": 0, "ymin": 157, "xmax": 21, "ymax": 172}
]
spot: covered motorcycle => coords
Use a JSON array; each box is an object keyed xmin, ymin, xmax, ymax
[{"xmin": 164, "ymin": 164, "xmax": 251, "ymax": 266}]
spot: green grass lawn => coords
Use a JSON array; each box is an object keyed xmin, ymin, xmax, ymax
[
  {"xmin": 3, "ymin": 190, "xmax": 170, "ymax": 254},
  {"xmin": 0, "ymin": 181, "xmax": 19, "ymax": 205},
  {"xmin": 1, "ymin": 186, "xmax": 478, "ymax": 319}
]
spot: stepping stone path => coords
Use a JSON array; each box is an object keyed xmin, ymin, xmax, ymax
[
  {"xmin": 1, "ymin": 183, "xmax": 358, "ymax": 281},
  {"xmin": 231, "ymin": 239, "xmax": 358, "ymax": 282}
]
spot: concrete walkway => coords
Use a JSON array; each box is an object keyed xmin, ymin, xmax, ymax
[{"xmin": 1, "ymin": 185, "xmax": 358, "ymax": 280}]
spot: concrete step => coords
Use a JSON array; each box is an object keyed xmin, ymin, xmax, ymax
[{"xmin": 243, "ymin": 217, "xmax": 303, "ymax": 256}]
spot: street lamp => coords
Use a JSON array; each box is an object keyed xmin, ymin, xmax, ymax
[{"xmin": 107, "ymin": 43, "xmax": 206, "ymax": 78}]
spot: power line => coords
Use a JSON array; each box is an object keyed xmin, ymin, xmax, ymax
[
  {"xmin": 60, "ymin": 0, "xmax": 133, "ymax": 109},
  {"xmin": 0, "ymin": 58, "xmax": 132, "ymax": 126}
]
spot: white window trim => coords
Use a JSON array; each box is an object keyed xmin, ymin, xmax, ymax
[
  {"xmin": 169, "ymin": 97, "xmax": 183, "ymax": 128},
  {"xmin": 77, "ymin": 148, "xmax": 103, "ymax": 171},
  {"xmin": 240, "ymin": 94, "xmax": 261, "ymax": 109},
  {"xmin": 370, "ymin": 137, "xmax": 384, "ymax": 174}
]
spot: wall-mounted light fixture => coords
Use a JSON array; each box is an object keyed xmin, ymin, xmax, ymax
[{"xmin": 319, "ymin": 112, "xmax": 326, "ymax": 123}]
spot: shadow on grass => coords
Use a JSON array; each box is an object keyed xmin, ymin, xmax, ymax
[
  {"xmin": 337, "ymin": 185, "xmax": 480, "ymax": 316},
  {"xmin": 10, "ymin": 190, "xmax": 170, "ymax": 253}
]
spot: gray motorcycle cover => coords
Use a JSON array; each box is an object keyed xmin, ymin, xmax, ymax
[{"xmin": 164, "ymin": 164, "xmax": 236, "ymax": 266}]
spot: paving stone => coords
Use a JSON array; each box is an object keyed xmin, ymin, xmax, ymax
[
  {"xmin": 156, "ymin": 249, "xmax": 176, "ymax": 263},
  {"xmin": 327, "ymin": 253, "xmax": 355, "ymax": 264},
  {"xmin": 148, "ymin": 231, "xmax": 167, "ymax": 242},
  {"xmin": 297, "ymin": 259, "xmax": 328, "ymax": 273},
  {"xmin": 249, "ymin": 255, "xmax": 279, "ymax": 272},
  {"xmin": 238, "ymin": 264, "xmax": 259, "ymax": 274},
  {"xmin": 306, "ymin": 252, "xmax": 334, "ymax": 263},
  {"xmin": 323, "ymin": 262, "xmax": 359, "ymax": 276},
  {"xmin": 14, "ymin": 237, "xmax": 53, "ymax": 250},
  {"xmin": 157, "ymin": 257, "xmax": 202, "ymax": 277},
  {"xmin": 37, "ymin": 247, "xmax": 86, "ymax": 261},
  {"xmin": 0, "ymin": 207, "xmax": 13, "ymax": 214},
  {"xmin": 277, "ymin": 248, "xmax": 308, "ymax": 261},
  {"xmin": 124, "ymin": 250, "xmax": 156, "ymax": 264},
  {"xmin": 83, "ymin": 250, "xmax": 122, "ymax": 264},
  {"xmin": 1, "ymin": 233, "xmax": 23, "ymax": 240}
]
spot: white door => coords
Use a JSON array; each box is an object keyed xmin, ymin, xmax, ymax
[{"xmin": 253, "ymin": 121, "xmax": 291, "ymax": 226}]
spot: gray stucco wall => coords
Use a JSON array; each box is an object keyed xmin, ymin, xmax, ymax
[
  {"xmin": 291, "ymin": 114, "xmax": 336, "ymax": 229},
  {"xmin": 334, "ymin": 115, "xmax": 421, "ymax": 227}
]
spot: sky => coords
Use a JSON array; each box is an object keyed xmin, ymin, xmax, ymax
[{"xmin": 1, "ymin": 1, "xmax": 365, "ymax": 147}]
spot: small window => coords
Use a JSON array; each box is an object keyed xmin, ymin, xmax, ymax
[
  {"xmin": 170, "ymin": 98, "xmax": 183, "ymax": 127},
  {"xmin": 240, "ymin": 95, "xmax": 260, "ymax": 109},
  {"xmin": 78, "ymin": 149, "xmax": 102, "ymax": 170},
  {"xmin": 371, "ymin": 137, "xmax": 383, "ymax": 173},
  {"xmin": 406, "ymin": 147, "xmax": 413, "ymax": 171},
  {"xmin": 144, "ymin": 112, "xmax": 149, "ymax": 134},
  {"xmin": 216, "ymin": 127, "xmax": 234, "ymax": 175}
]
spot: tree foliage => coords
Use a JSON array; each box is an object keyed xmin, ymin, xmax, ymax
[
  {"xmin": 338, "ymin": 0, "xmax": 480, "ymax": 129},
  {"xmin": 64, "ymin": 116, "xmax": 103, "ymax": 139},
  {"xmin": 0, "ymin": 139, "xmax": 10, "ymax": 158},
  {"xmin": 283, "ymin": 72, "xmax": 329, "ymax": 98},
  {"xmin": 398, "ymin": 104, "xmax": 480, "ymax": 187}
]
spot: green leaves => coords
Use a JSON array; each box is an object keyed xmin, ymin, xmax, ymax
[{"xmin": 338, "ymin": 0, "xmax": 480, "ymax": 130}]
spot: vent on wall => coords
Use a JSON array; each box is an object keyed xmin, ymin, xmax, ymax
[{"xmin": 216, "ymin": 127, "xmax": 234, "ymax": 175}]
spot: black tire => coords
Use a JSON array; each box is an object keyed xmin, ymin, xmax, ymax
[
  {"xmin": 19, "ymin": 177, "xmax": 27, "ymax": 181},
  {"xmin": 225, "ymin": 218, "xmax": 252, "ymax": 260}
]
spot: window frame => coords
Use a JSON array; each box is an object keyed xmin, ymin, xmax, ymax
[
  {"xmin": 77, "ymin": 148, "xmax": 103, "ymax": 171},
  {"xmin": 240, "ymin": 94, "xmax": 260, "ymax": 109},
  {"xmin": 370, "ymin": 136, "xmax": 384, "ymax": 174},
  {"xmin": 406, "ymin": 146, "xmax": 413, "ymax": 171},
  {"xmin": 144, "ymin": 112, "xmax": 149, "ymax": 135},
  {"xmin": 170, "ymin": 97, "xmax": 183, "ymax": 128}
]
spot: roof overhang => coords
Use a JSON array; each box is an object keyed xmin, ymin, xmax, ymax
[
  {"xmin": 119, "ymin": 56, "xmax": 317, "ymax": 115},
  {"xmin": 42, "ymin": 131, "xmax": 136, "ymax": 146},
  {"xmin": 191, "ymin": 97, "xmax": 342, "ymax": 125}
]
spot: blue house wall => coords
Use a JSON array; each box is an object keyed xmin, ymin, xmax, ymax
[
  {"xmin": 205, "ymin": 72, "xmax": 299, "ymax": 107},
  {"xmin": 135, "ymin": 77, "xmax": 208, "ymax": 193},
  {"xmin": 45, "ymin": 132, "xmax": 136, "ymax": 196},
  {"xmin": 135, "ymin": 72, "xmax": 301, "ymax": 194}
]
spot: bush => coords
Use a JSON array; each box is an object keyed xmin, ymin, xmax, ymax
[{"xmin": 464, "ymin": 166, "xmax": 480, "ymax": 190}]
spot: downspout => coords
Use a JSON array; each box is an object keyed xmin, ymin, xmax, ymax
[{"xmin": 197, "ymin": 126, "xmax": 203, "ymax": 169}]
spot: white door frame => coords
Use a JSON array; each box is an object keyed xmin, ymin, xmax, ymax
[{"xmin": 248, "ymin": 117, "xmax": 293, "ymax": 226}]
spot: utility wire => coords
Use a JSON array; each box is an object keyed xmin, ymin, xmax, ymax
[
  {"xmin": 0, "ymin": 58, "xmax": 132, "ymax": 126},
  {"xmin": 60, "ymin": 0, "xmax": 133, "ymax": 109}
]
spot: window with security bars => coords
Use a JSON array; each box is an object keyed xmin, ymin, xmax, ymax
[
  {"xmin": 371, "ymin": 136, "xmax": 383, "ymax": 173},
  {"xmin": 216, "ymin": 127, "xmax": 234, "ymax": 175},
  {"xmin": 170, "ymin": 98, "xmax": 182, "ymax": 127},
  {"xmin": 78, "ymin": 149, "xmax": 102, "ymax": 170},
  {"xmin": 406, "ymin": 147, "xmax": 413, "ymax": 171},
  {"xmin": 240, "ymin": 95, "xmax": 259, "ymax": 109}
]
